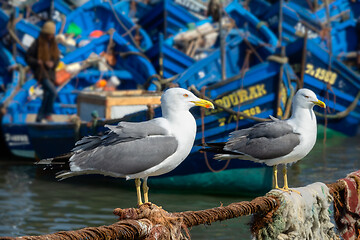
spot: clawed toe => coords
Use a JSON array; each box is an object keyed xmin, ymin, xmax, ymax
[{"xmin": 275, "ymin": 187, "xmax": 301, "ymax": 195}]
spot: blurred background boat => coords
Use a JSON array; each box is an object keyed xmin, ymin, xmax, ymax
[
  {"xmin": 1, "ymin": 31, "xmax": 157, "ymax": 158},
  {"xmin": 0, "ymin": 0, "xmax": 359, "ymax": 196}
]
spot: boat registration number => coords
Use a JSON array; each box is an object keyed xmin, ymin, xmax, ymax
[{"xmin": 305, "ymin": 63, "xmax": 337, "ymax": 85}]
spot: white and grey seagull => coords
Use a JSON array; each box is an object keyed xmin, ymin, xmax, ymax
[
  {"xmin": 39, "ymin": 88, "xmax": 214, "ymax": 205},
  {"xmin": 203, "ymin": 88, "xmax": 325, "ymax": 192}
]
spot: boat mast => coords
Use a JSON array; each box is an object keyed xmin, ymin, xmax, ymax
[
  {"xmin": 275, "ymin": 0, "xmax": 285, "ymax": 118},
  {"xmin": 219, "ymin": 0, "xmax": 226, "ymax": 81}
]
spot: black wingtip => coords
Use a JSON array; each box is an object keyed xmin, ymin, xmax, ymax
[
  {"xmin": 197, "ymin": 142, "xmax": 227, "ymax": 153},
  {"xmin": 35, "ymin": 152, "xmax": 73, "ymax": 165}
]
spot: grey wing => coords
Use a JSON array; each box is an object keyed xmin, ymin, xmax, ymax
[
  {"xmin": 64, "ymin": 119, "xmax": 177, "ymax": 177},
  {"xmin": 106, "ymin": 120, "xmax": 169, "ymax": 138},
  {"xmin": 72, "ymin": 119, "xmax": 169, "ymax": 153},
  {"xmin": 225, "ymin": 121, "xmax": 300, "ymax": 160},
  {"xmin": 69, "ymin": 135, "xmax": 178, "ymax": 176}
]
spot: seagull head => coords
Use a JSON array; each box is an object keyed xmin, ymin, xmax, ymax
[
  {"xmin": 161, "ymin": 88, "xmax": 214, "ymax": 112},
  {"xmin": 293, "ymin": 88, "xmax": 326, "ymax": 109}
]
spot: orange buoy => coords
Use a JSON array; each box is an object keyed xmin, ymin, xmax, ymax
[{"xmin": 89, "ymin": 30, "xmax": 104, "ymax": 38}]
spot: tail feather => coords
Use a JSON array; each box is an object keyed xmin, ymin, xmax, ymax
[
  {"xmin": 200, "ymin": 142, "xmax": 259, "ymax": 162},
  {"xmin": 36, "ymin": 152, "xmax": 73, "ymax": 165},
  {"xmin": 35, "ymin": 152, "xmax": 73, "ymax": 173},
  {"xmin": 56, "ymin": 170, "xmax": 88, "ymax": 180},
  {"xmin": 199, "ymin": 142, "xmax": 234, "ymax": 155}
]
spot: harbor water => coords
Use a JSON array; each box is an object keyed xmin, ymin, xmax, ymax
[{"xmin": 1, "ymin": 134, "xmax": 360, "ymax": 239}]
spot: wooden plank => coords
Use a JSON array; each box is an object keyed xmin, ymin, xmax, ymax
[
  {"xmin": 77, "ymin": 90, "xmax": 162, "ymax": 119},
  {"xmin": 110, "ymin": 89, "xmax": 146, "ymax": 96},
  {"xmin": 105, "ymin": 99, "xmax": 111, "ymax": 119},
  {"xmin": 26, "ymin": 114, "xmax": 72, "ymax": 123},
  {"xmin": 78, "ymin": 91, "xmax": 161, "ymax": 104},
  {"xmin": 78, "ymin": 95, "xmax": 107, "ymax": 105},
  {"xmin": 106, "ymin": 96, "xmax": 161, "ymax": 106}
]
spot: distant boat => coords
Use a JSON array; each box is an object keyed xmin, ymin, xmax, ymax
[
  {"xmin": 0, "ymin": 43, "xmax": 20, "ymax": 107},
  {"xmin": 1, "ymin": 31, "xmax": 157, "ymax": 158},
  {"xmin": 225, "ymin": 1, "xmax": 278, "ymax": 48},
  {"xmin": 350, "ymin": 0, "xmax": 360, "ymax": 18},
  {"xmin": 138, "ymin": 0, "xmax": 200, "ymax": 43},
  {"xmin": 262, "ymin": 0, "xmax": 357, "ymax": 58},
  {"xmin": 173, "ymin": 31, "xmax": 275, "ymax": 89},
  {"xmin": 145, "ymin": 0, "xmax": 278, "ymax": 81},
  {"xmin": 27, "ymin": 0, "xmax": 72, "ymax": 26},
  {"xmin": 0, "ymin": 0, "xmax": 73, "ymax": 65},
  {"xmin": 60, "ymin": 0, "xmax": 152, "ymax": 51}
]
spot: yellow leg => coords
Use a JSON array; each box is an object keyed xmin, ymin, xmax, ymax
[
  {"xmin": 279, "ymin": 165, "xmax": 301, "ymax": 195},
  {"xmin": 135, "ymin": 178, "xmax": 143, "ymax": 206},
  {"xmin": 283, "ymin": 165, "xmax": 289, "ymax": 190},
  {"xmin": 143, "ymin": 178, "xmax": 149, "ymax": 203},
  {"xmin": 273, "ymin": 165, "xmax": 279, "ymax": 189}
]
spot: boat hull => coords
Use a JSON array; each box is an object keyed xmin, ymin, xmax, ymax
[{"xmin": 2, "ymin": 124, "xmax": 35, "ymax": 159}]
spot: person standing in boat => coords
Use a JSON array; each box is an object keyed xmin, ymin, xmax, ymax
[{"xmin": 26, "ymin": 21, "xmax": 60, "ymax": 123}]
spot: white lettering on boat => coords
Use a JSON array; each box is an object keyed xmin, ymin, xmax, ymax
[{"xmin": 5, "ymin": 134, "xmax": 30, "ymax": 146}]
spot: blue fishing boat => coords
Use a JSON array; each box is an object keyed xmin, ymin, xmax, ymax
[
  {"xmin": 113, "ymin": 0, "xmax": 149, "ymax": 19},
  {"xmin": 145, "ymin": 34, "xmax": 195, "ymax": 80},
  {"xmin": 27, "ymin": 0, "xmax": 72, "ymax": 25},
  {"xmin": 60, "ymin": 0, "xmax": 152, "ymax": 51},
  {"xmin": 1, "ymin": 0, "xmax": 151, "ymax": 67},
  {"xmin": 350, "ymin": 0, "xmax": 360, "ymax": 18},
  {"xmin": 145, "ymin": 0, "xmax": 278, "ymax": 81},
  {"xmin": 1, "ymin": 1, "xmax": 73, "ymax": 64},
  {"xmin": 225, "ymin": 1, "xmax": 278, "ymax": 48},
  {"xmin": 0, "ymin": 43, "xmax": 20, "ymax": 106},
  {"xmin": 0, "ymin": 8, "xmax": 9, "ymax": 39},
  {"xmin": 173, "ymin": 31, "xmax": 275, "ymax": 89},
  {"xmin": 290, "ymin": 0, "xmax": 357, "ymax": 58},
  {"xmin": 0, "ymin": 43, "xmax": 20, "ymax": 154},
  {"xmin": 262, "ymin": 0, "xmax": 357, "ymax": 58},
  {"xmin": 0, "ymin": 12, "xmax": 40, "ymax": 66},
  {"xmin": 1, "ymin": 31, "xmax": 157, "ymax": 158},
  {"xmin": 246, "ymin": 0, "xmax": 272, "ymax": 19},
  {"xmin": 286, "ymin": 38, "xmax": 360, "ymax": 136},
  {"xmin": 138, "ymin": 0, "xmax": 200, "ymax": 43}
]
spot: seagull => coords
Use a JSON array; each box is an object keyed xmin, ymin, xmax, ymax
[
  {"xmin": 203, "ymin": 88, "xmax": 325, "ymax": 192},
  {"xmin": 39, "ymin": 88, "xmax": 214, "ymax": 205}
]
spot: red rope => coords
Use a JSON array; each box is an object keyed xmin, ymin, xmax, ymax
[{"xmin": 200, "ymin": 86, "xmax": 230, "ymax": 173}]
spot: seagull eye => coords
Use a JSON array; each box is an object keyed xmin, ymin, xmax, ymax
[
  {"xmin": 183, "ymin": 94, "xmax": 189, "ymax": 97},
  {"xmin": 304, "ymin": 95, "xmax": 309, "ymax": 98}
]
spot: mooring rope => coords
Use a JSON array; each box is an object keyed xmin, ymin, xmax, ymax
[
  {"xmin": 5, "ymin": 178, "xmax": 350, "ymax": 240},
  {"xmin": 200, "ymin": 86, "xmax": 231, "ymax": 173},
  {"xmin": 171, "ymin": 195, "xmax": 279, "ymax": 227},
  {"xmin": 2, "ymin": 219, "xmax": 152, "ymax": 240}
]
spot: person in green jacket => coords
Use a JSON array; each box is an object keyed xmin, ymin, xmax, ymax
[{"xmin": 26, "ymin": 21, "xmax": 60, "ymax": 123}]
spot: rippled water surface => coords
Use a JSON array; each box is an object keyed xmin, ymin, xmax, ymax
[{"xmin": 1, "ymin": 134, "xmax": 360, "ymax": 239}]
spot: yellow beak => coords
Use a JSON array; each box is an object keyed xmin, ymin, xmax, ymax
[
  {"xmin": 191, "ymin": 99, "xmax": 214, "ymax": 109},
  {"xmin": 313, "ymin": 100, "xmax": 326, "ymax": 108}
]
